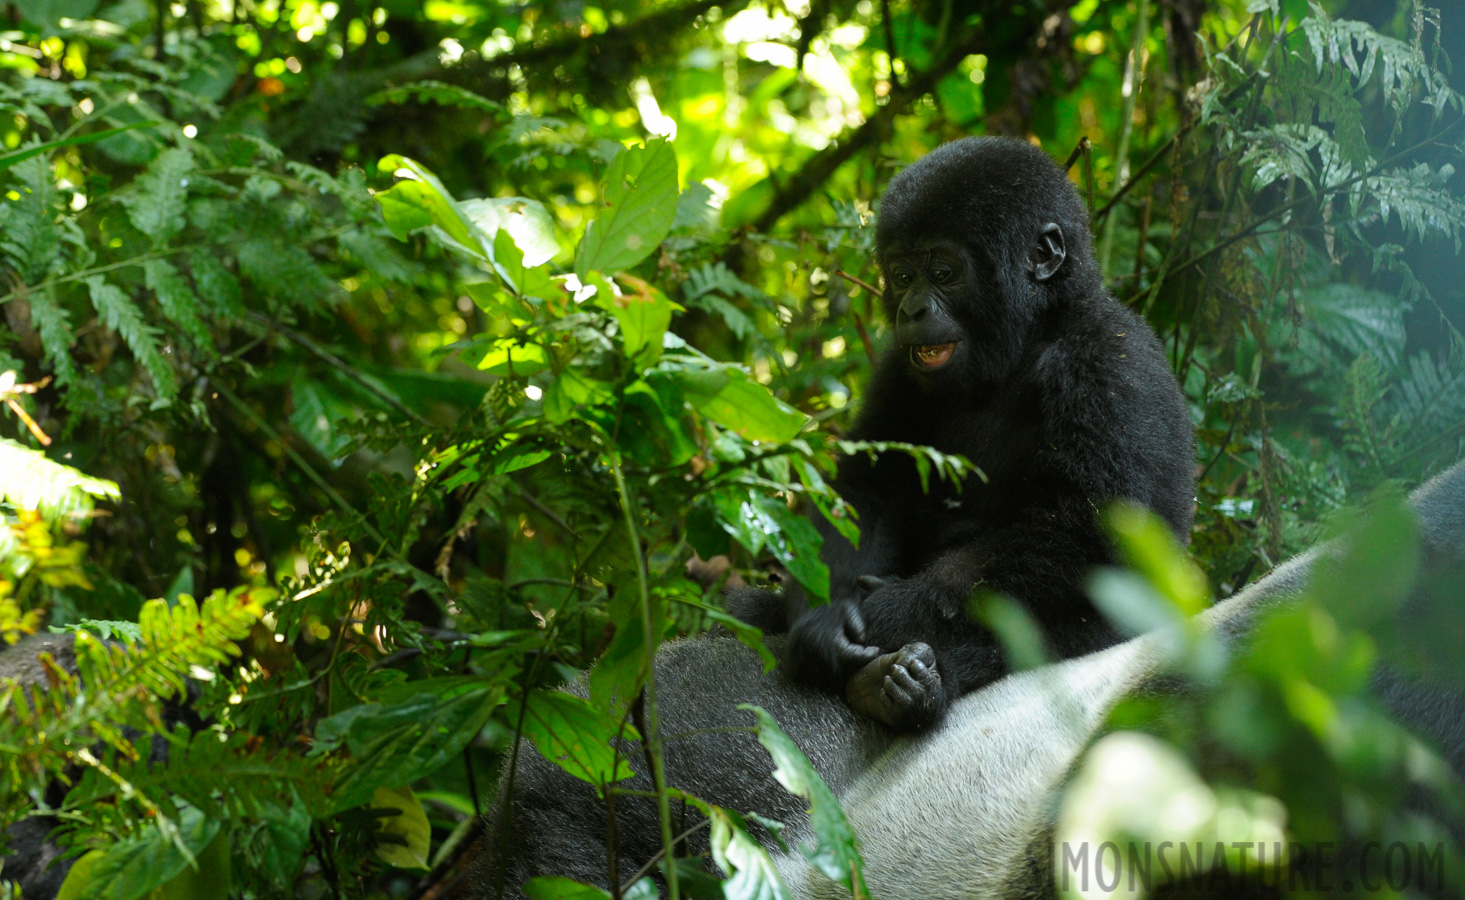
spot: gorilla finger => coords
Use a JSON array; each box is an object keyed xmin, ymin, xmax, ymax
[
  {"xmin": 837, "ymin": 637, "xmax": 881, "ymax": 665},
  {"xmin": 856, "ymin": 575, "xmax": 888, "ymax": 594},
  {"xmin": 882, "ymin": 675, "xmax": 912, "ymax": 706},
  {"xmin": 841, "ymin": 603, "xmax": 868, "ymax": 643},
  {"xmin": 886, "ymin": 665, "xmax": 922, "ymax": 694}
]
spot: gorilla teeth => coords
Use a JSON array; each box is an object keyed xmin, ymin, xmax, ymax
[{"xmin": 913, "ymin": 342, "xmax": 956, "ymax": 367}]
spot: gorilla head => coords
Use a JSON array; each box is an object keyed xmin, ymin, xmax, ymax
[{"xmin": 875, "ymin": 137, "xmax": 1104, "ymax": 386}]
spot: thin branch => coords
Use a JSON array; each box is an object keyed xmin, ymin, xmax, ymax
[
  {"xmin": 750, "ymin": 29, "xmax": 987, "ymax": 233},
  {"xmin": 214, "ymin": 381, "xmax": 388, "ymax": 546},
  {"xmin": 247, "ymin": 310, "xmax": 428, "ymax": 426}
]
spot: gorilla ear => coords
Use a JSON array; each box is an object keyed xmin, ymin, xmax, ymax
[{"xmin": 1028, "ymin": 223, "xmax": 1066, "ymax": 281}]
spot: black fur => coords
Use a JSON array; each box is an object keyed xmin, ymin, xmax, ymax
[{"xmin": 763, "ymin": 137, "xmax": 1195, "ymax": 730}]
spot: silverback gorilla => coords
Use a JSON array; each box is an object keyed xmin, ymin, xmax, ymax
[{"xmin": 739, "ymin": 137, "xmax": 1195, "ymax": 730}]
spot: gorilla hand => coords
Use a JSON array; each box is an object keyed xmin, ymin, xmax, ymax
[
  {"xmin": 785, "ymin": 598, "xmax": 882, "ymax": 692},
  {"xmin": 846, "ymin": 641, "xmax": 947, "ymax": 730}
]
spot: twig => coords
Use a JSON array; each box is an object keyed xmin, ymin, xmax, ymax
[
  {"xmin": 214, "ymin": 381, "xmax": 388, "ymax": 546},
  {"xmin": 246, "ymin": 310, "xmax": 427, "ymax": 425},
  {"xmin": 750, "ymin": 29, "xmax": 987, "ymax": 233}
]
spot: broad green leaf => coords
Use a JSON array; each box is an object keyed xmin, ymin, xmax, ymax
[
  {"xmin": 679, "ymin": 368, "xmax": 807, "ymax": 443},
  {"xmin": 123, "ymin": 148, "xmax": 194, "ymax": 245},
  {"xmin": 371, "ymin": 786, "xmax": 432, "ymax": 870},
  {"xmin": 478, "ymin": 340, "xmax": 550, "ymax": 376},
  {"xmin": 741, "ymin": 705, "xmax": 867, "ymax": 897},
  {"xmin": 543, "ymin": 368, "xmax": 613, "ymax": 422},
  {"xmin": 289, "ymin": 377, "xmax": 355, "ymax": 463},
  {"xmin": 714, "ymin": 493, "xmax": 828, "ymax": 601},
  {"xmin": 509, "ymin": 689, "xmax": 638, "ymax": 789},
  {"xmin": 574, "ymin": 139, "xmax": 679, "ymax": 278},
  {"xmin": 460, "ymin": 196, "xmax": 561, "ymax": 267},
  {"xmin": 58, "ymin": 805, "xmax": 221, "ymax": 900},
  {"xmin": 1310, "ymin": 490, "xmax": 1420, "ymax": 628},
  {"xmin": 1103, "ymin": 502, "xmax": 1210, "ymax": 616},
  {"xmin": 375, "ymin": 155, "xmax": 485, "ymax": 258},
  {"xmin": 152, "ymin": 829, "xmax": 232, "ymax": 900},
  {"xmin": 597, "ymin": 275, "xmax": 678, "ymax": 363},
  {"xmin": 11, "ymin": 0, "xmax": 100, "ymax": 30}
]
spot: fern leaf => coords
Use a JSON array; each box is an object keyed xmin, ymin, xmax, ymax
[
  {"xmin": 0, "ymin": 438, "xmax": 119, "ymax": 520},
  {"xmin": 86, "ymin": 276, "xmax": 179, "ymax": 402},
  {"xmin": 186, "ymin": 248, "xmax": 246, "ymax": 318},
  {"xmin": 1390, "ymin": 352, "xmax": 1465, "ymax": 436},
  {"xmin": 121, "ymin": 147, "xmax": 194, "ymax": 245},
  {"xmin": 237, "ymin": 239, "xmax": 339, "ymax": 313},
  {"xmin": 26, "ymin": 287, "xmax": 78, "ymax": 386},
  {"xmin": 1302, "ymin": 282, "xmax": 1408, "ymax": 370},
  {"xmin": 367, "ymin": 80, "xmax": 504, "ymax": 114},
  {"xmin": 0, "ymin": 154, "xmax": 63, "ymax": 282},
  {"xmin": 144, "ymin": 259, "xmax": 212, "ymax": 351},
  {"xmin": 1364, "ymin": 164, "xmax": 1465, "ymax": 250}
]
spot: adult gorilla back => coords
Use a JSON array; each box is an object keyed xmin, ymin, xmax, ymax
[{"xmin": 470, "ymin": 460, "xmax": 1465, "ymax": 899}]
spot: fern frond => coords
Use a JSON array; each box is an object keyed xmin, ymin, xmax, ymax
[
  {"xmin": 1363, "ymin": 164, "xmax": 1465, "ymax": 250},
  {"xmin": 120, "ymin": 147, "xmax": 194, "ymax": 245},
  {"xmin": 367, "ymin": 80, "xmax": 504, "ymax": 114},
  {"xmin": 1301, "ymin": 6, "xmax": 1461, "ymax": 112},
  {"xmin": 1389, "ymin": 352, "xmax": 1465, "ymax": 437},
  {"xmin": 86, "ymin": 276, "xmax": 179, "ymax": 402},
  {"xmin": 26, "ymin": 287, "xmax": 79, "ymax": 386},
  {"xmin": 65, "ymin": 726, "xmax": 334, "ymax": 819},
  {"xmin": 0, "ymin": 438, "xmax": 119, "ymax": 521},
  {"xmin": 186, "ymin": 248, "xmax": 246, "ymax": 318},
  {"xmin": 144, "ymin": 259, "xmax": 212, "ymax": 351},
  {"xmin": 0, "ymin": 154, "xmax": 64, "ymax": 282}
]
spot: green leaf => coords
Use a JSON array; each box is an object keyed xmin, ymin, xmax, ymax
[
  {"xmin": 371, "ymin": 786, "xmax": 432, "ymax": 870},
  {"xmin": 596, "ymin": 276, "xmax": 677, "ymax": 363},
  {"xmin": 478, "ymin": 340, "xmax": 550, "ymax": 376},
  {"xmin": 522, "ymin": 877, "xmax": 614, "ymax": 900},
  {"xmin": 509, "ymin": 690, "xmax": 638, "ymax": 790},
  {"xmin": 122, "ymin": 148, "xmax": 194, "ymax": 245},
  {"xmin": 329, "ymin": 685, "xmax": 500, "ymax": 811},
  {"xmin": 86, "ymin": 276, "xmax": 178, "ymax": 402},
  {"xmin": 678, "ymin": 367, "xmax": 807, "ymax": 443},
  {"xmin": 58, "ymin": 804, "xmax": 221, "ymax": 900},
  {"xmin": 741, "ymin": 705, "xmax": 867, "ymax": 897},
  {"xmin": 289, "ymin": 377, "xmax": 355, "ymax": 462},
  {"xmin": 574, "ymin": 139, "xmax": 679, "ymax": 278},
  {"xmin": 25, "ymin": 288, "xmax": 78, "ymax": 386},
  {"xmin": 11, "ymin": 0, "xmax": 101, "ymax": 31},
  {"xmin": 543, "ymin": 368, "xmax": 613, "ymax": 423},
  {"xmin": 460, "ymin": 196, "xmax": 561, "ymax": 267},
  {"xmin": 709, "ymin": 806, "xmax": 790, "ymax": 900},
  {"xmin": 0, "ymin": 123, "xmax": 157, "ymax": 172},
  {"xmin": 714, "ymin": 493, "xmax": 828, "ymax": 602},
  {"xmin": 1310, "ymin": 490, "xmax": 1421, "ymax": 628},
  {"xmin": 144, "ymin": 259, "xmax": 211, "ymax": 351},
  {"xmin": 375, "ymin": 155, "xmax": 486, "ymax": 258}
]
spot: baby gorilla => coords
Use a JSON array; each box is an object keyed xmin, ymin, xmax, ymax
[{"xmin": 740, "ymin": 136, "xmax": 1195, "ymax": 731}]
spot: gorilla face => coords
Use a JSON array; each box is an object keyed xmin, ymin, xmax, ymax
[{"xmin": 880, "ymin": 220, "xmax": 1068, "ymax": 387}]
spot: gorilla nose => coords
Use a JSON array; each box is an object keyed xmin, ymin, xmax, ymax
[{"xmin": 898, "ymin": 298, "xmax": 930, "ymax": 324}]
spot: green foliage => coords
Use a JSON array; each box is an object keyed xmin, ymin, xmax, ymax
[{"xmin": 0, "ymin": 0, "xmax": 1462, "ymax": 895}]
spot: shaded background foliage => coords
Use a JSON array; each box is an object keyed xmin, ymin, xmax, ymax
[{"xmin": 1, "ymin": 0, "xmax": 1465, "ymax": 895}]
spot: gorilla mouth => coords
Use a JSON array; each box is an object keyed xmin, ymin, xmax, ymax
[{"xmin": 911, "ymin": 342, "xmax": 957, "ymax": 368}]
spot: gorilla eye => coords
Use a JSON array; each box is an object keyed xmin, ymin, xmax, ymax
[
  {"xmin": 892, "ymin": 271, "xmax": 915, "ymax": 288},
  {"xmin": 930, "ymin": 266, "xmax": 953, "ymax": 283}
]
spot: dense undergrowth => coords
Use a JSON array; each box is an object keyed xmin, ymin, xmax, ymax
[{"xmin": 2, "ymin": 0, "xmax": 1465, "ymax": 896}]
